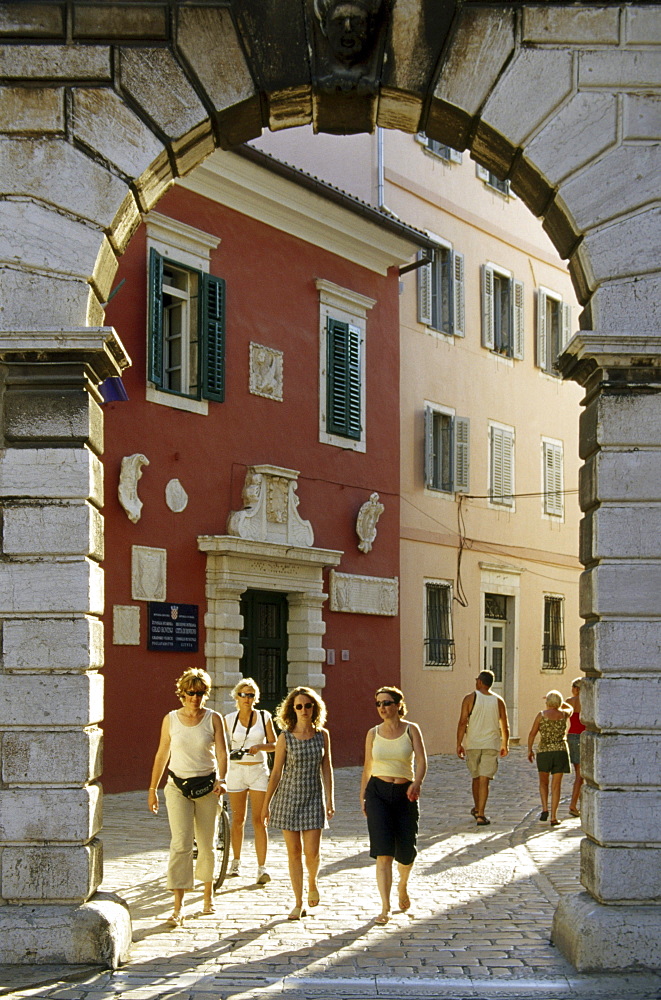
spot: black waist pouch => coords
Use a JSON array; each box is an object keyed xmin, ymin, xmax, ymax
[{"xmin": 168, "ymin": 770, "xmax": 215, "ymax": 799}]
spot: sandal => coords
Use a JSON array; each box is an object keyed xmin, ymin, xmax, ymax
[
  {"xmin": 569, "ymin": 807, "xmax": 580, "ymax": 817},
  {"xmin": 166, "ymin": 911, "xmax": 184, "ymax": 928},
  {"xmin": 398, "ymin": 890, "xmax": 411, "ymax": 911},
  {"xmin": 470, "ymin": 807, "xmax": 477, "ymax": 818},
  {"xmin": 288, "ymin": 905, "xmax": 306, "ymax": 920},
  {"xmin": 550, "ymin": 819, "xmax": 561, "ymax": 826},
  {"xmin": 202, "ymin": 902, "xmax": 215, "ymax": 915},
  {"xmin": 308, "ymin": 888, "xmax": 320, "ymax": 907},
  {"xmin": 375, "ymin": 913, "xmax": 390, "ymax": 925},
  {"xmin": 476, "ymin": 815, "xmax": 491, "ymax": 826},
  {"xmin": 539, "ymin": 811, "xmax": 549, "ymax": 822}
]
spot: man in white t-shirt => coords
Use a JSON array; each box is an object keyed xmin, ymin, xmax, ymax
[{"xmin": 456, "ymin": 670, "xmax": 510, "ymax": 826}]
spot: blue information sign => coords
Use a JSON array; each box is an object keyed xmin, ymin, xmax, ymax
[{"xmin": 148, "ymin": 602, "xmax": 199, "ymax": 652}]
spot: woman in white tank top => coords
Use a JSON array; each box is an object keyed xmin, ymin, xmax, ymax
[
  {"xmin": 359, "ymin": 686, "xmax": 427, "ymax": 925},
  {"xmin": 148, "ymin": 668, "xmax": 228, "ymax": 926}
]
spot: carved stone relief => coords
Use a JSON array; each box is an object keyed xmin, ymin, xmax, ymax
[
  {"xmin": 112, "ymin": 605, "xmax": 140, "ymax": 645},
  {"xmin": 118, "ymin": 453, "xmax": 149, "ymax": 523},
  {"xmin": 165, "ymin": 478, "xmax": 189, "ymax": 513},
  {"xmin": 249, "ymin": 343, "xmax": 283, "ymax": 401},
  {"xmin": 356, "ymin": 491, "xmax": 384, "ymax": 553},
  {"xmin": 227, "ymin": 465, "xmax": 314, "ymax": 547},
  {"xmin": 131, "ymin": 545, "xmax": 166, "ymax": 602},
  {"xmin": 329, "ymin": 570, "xmax": 398, "ymax": 615},
  {"xmin": 311, "ymin": 0, "xmax": 389, "ymax": 104}
]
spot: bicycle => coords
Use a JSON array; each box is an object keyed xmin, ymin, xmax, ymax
[{"xmin": 191, "ymin": 797, "xmax": 231, "ymax": 892}]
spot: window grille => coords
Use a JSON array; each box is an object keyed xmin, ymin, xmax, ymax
[
  {"xmin": 425, "ymin": 583, "xmax": 455, "ymax": 666},
  {"xmin": 543, "ymin": 596, "xmax": 566, "ymax": 671}
]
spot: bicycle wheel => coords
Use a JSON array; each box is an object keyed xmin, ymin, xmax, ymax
[{"xmin": 213, "ymin": 803, "xmax": 231, "ymax": 891}]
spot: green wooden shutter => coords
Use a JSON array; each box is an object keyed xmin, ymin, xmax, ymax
[
  {"xmin": 481, "ymin": 265, "xmax": 495, "ymax": 349},
  {"xmin": 327, "ymin": 318, "xmax": 361, "ymax": 440},
  {"xmin": 453, "ymin": 251, "xmax": 465, "ymax": 337},
  {"xmin": 537, "ymin": 288, "xmax": 548, "ymax": 370},
  {"xmin": 148, "ymin": 248, "xmax": 164, "ymax": 387},
  {"xmin": 454, "ymin": 416, "xmax": 470, "ymax": 493},
  {"xmin": 424, "ymin": 405, "xmax": 434, "ymax": 488},
  {"xmin": 512, "ymin": 279, "xmax": 524, "ymax": 359},
  {"xmin": 201, "ymin": 273, "xmax": 226, "ymax": 402}
]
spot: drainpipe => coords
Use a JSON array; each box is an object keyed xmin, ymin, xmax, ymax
[{"xmin": 377, "ymin": 127, "xmax": 399, "ymax": 219}]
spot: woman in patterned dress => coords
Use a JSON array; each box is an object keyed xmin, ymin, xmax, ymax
[
  {"xmin": 527, "ymin": 690, "xmax": 573, "ymax": 826},
  {"xmin": 262, "ymin": 687, "xmax": 334, "ymax": 920}
]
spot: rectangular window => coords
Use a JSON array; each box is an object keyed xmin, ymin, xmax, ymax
[
  {"xmin": 326, "ymin": 317, "xmax": 362, "ymax": 441},
  {"xmin": 476, "ymin": 163, "xmax": 511, "ymax": 195},
  {"xmin": 424, "ymin": 406, "xmax": 470, "ymax": 493},
  {"xmin": 417, "ymin": 245, "xmax": 465, "ymax": 336},
  {"xmin": 425, "ymin": 582, "xmax": 455, "ymax": 666},
  {"xmin": 489, "ymin": 425, "xmax": 514, "ymax": 507},
  {"xmin": 416, "ymin": 133, "xmax": 463, "ymax": 163},
  {"xmin": 148, "ymin": 248, "xmax": 225, "ymax": 402},
  {"xmin": 543, "ymin": 440, "xmax": 564, "ymax": 517},
  {"xmin": 543, "ymin": 596, "xmax": 566, "ymax": 672},
  {"xmin": 481, "ymin": 264, "xmax": 524, "ymax": 359},
  {"xmin": 537, "ymin": 287, "xmax": 572, "ymax": 374}
]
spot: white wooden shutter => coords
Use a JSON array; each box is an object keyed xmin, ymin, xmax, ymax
[
  {"xmin": 562, "ymin": 302, "xmax": 572, "ymax": 351},
  {"xmin": 415, "ymin": 132, "xmax": 428, "ymax": 147},
  {"xmin": 424, "ymin": 406, "xmax": 434, "ymax": 488},
  {"xmin": 417, "ymin": 251, "xmax": 433, "ymax": 326},
  {"xmin": 537, "ymin": 288, "xmax": 548, "ymax": 370},
  {"xmin": 512, "ymin": 279, "xmax": 524, "ymax": 359},
  {"xmin": 491, "ymin": 427, "xmax": 514, "ymax": 506},
  {"xmin": 544, "ymin": 442, "xmax": 564, "ymax": 516},
  {"xmin": 481, "ymin": 265, "xmax": 495, "ymax": 349},
  {"xmin": 454, "ymin": 416, "xmax": 470, "ymax": 493},
  {"xmin": 453, "ymin": 251, "xmax": 465, "ymax": 337},
  {"xmin": 476, "ymin": 164, "xmax": 490, "ymax": 182},
  {"xmin": 449, "ymin": 148, "xmax": 463, "ymax": 163}
]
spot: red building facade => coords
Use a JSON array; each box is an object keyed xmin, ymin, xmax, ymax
[{"xmin": 101, "ymin": 149, "xmax": 424, "ymax": 789}]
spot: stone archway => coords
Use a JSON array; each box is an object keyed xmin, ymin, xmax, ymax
[{"xmin": 0, "ymin": 1, "xmax": 659, "ymax": 970}]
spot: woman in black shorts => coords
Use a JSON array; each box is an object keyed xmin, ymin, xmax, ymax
[
  {"xmin": 527, "ymin": 690, "xmax": 573, "ymax": 826},
  {"xmin": 359, "ymin": 686, "xmax": 427, "ymax": 925}
]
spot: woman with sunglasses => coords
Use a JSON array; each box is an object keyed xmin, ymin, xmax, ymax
[
  {"xmin": 262, "ymin": 687, "xmax": 334, "ymax": 920},
  {"xmin": 148, "ymin": 668, "xmax": 228, "ymax": 926},
  {"xmin": 360, "ymin": 686, "xmax": 427, "ymax": 925},
  {"xmin": 224, "ymin": 677, "xmax": 277, "ymax": 883}
]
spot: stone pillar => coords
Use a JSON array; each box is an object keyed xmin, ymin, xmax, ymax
[
  {"xmin": 553, "ymin": 333, "xmax": 661, "ymax": 971},
  {"xmin": 203, "ymin": 584, "xmax": 245, "ymax": 714},
  {"xmin": 0, "ymin": 330, "xmax": 131, "ymax": 966},
  {"xmin": 286, "ymin": 591, "xmax": 328, "ymax": 692}
]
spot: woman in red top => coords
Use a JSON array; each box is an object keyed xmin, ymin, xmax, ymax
[{"xmin": 566, "ymin": 678, "xmax": 585, "ymax": 817}]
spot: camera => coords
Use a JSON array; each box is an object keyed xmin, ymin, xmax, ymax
[{"xmin": 230, "ymin": 749, "xmax": 248, "ymax": 760}]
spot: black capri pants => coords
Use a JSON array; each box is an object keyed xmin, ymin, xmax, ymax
[{"xmin": 364, "ymin": 776, "xmax": 419, "ymax": 866}]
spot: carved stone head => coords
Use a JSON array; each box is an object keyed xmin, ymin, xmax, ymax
[{"xmin": 315, "ymin": 0, "xmax": 383, "ymax": 66}]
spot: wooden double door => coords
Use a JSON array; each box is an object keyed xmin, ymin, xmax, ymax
[{"xmin": 239, "ymin": 590, "xmax": 288, "ymax": 715}]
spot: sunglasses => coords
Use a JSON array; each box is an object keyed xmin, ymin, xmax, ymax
[
  {"xmin": 238, "ymin": 692, "xmax": 255, "ymax": 698},
  {"xmin": 294, "ymin": 702, "xmax": 314, "ymax": 710},
  {"xmin": 376, "ymin": 699, "xmax": 396, "ymax": 707},
  {"xmin": 186, "ymin": 690, "xmax": 206, "ymax": 697}
]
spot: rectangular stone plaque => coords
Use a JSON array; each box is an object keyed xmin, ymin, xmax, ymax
[
  {"xmin": 147, "ymin": 602, "xmax": 198, "ymax": 652},
  {"xmin": 329, "ymin": 570, "xmax": 398, "ymax": 616}
]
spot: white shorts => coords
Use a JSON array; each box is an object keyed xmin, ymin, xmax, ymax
[{"xmin": 227, "ymin": 762, "xmax": 269, "ymax": 794}]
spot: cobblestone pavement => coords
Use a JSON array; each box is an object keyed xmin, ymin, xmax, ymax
[{"xmin": 2, "ymin": 749, "xmax": 660, "ymax": 999}]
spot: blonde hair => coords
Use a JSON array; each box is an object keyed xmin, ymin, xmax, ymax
[
  {"xmin": 375, "ymin": 686, "xmax": 407, "ymax": 717},
  {"xmin": 545, "ymin": 690, "xmax": 562, "ymax": 709},
  {"xmin": 231, "ymin": 676, "xmax": 260, "ymax": 703},
  {"xmin": 175, "ymin": 668, "xmax": 212, "ymax": 703},
  {"xmin": 276, "ymin": 687, "xmax": 327, "ymax": 732},
  {"xmin": 571, "ymin": 677, "xmax": 582, "ymax": 691}
]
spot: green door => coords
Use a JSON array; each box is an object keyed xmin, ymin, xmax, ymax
[{"xmin": 240, "ymin": 590, "xmax": 288, "ymax": 715}]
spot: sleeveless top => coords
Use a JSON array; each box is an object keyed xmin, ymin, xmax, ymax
[
  {"xmin": 465, "ymin": 690, "xmax": 501, "ymax": 751},
  {"xmin": 169, "ymin": 709, "xmax": 217, "ymax": 778},
  {"xmin": 225, "ymin": 709, "xmax": 272, "ymax": 768},
  {"xmin": 370, "ymin": 726, "xmax": 414, "ymax": 781},
  {"xmin": 568, "ymin": 710, "xmax": 585, "ymax": 735},
  {"xmin": 538, "ymin": 714, "xmax": 569, "ymax": 753},
  {"xmin": 269, "ymin": 730, "xmax": 326, "ymax": 831}
]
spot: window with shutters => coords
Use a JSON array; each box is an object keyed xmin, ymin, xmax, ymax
[
  {"xmin": 417, "ymin": 239, "xmax": 464, "ymax": 338},
  {"xmin": 481, "ymin": 264, "xmax": 524, "ymax": 360},
  {"xmin": 543, "ymin": 595, "xmax": 566, "ymax": 672},
  {"xmin": 416, "ymin": 132, "xmax": 463, "ymax": 164},
  {"xmin": 317, "ymin": 279, "xmax": 374, "ymax": 453},
  {"xmin": 145, "ymin": 212, "xmax": 222, "ymax": 415},
  {"xmin": 424, "ymin": 581, "xmax": 455, "ymax": 668},
  {"xmin": 542, "ymin": 439, "xmax": 564, "ymax": 518},
  {"xmin": 424, "ymin": 403, "xmax": 470, "ymax": 494},
  {"xmin": 476, "ymin": 163, "xmax": 511, "ymax": 196},
  {"xmin": 536, "ymin": 287, "xmax": 572, "ymax": 375},
  {"xmin": 489, "ymin": 423, "xmax": 515, "ymax": 508}
]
